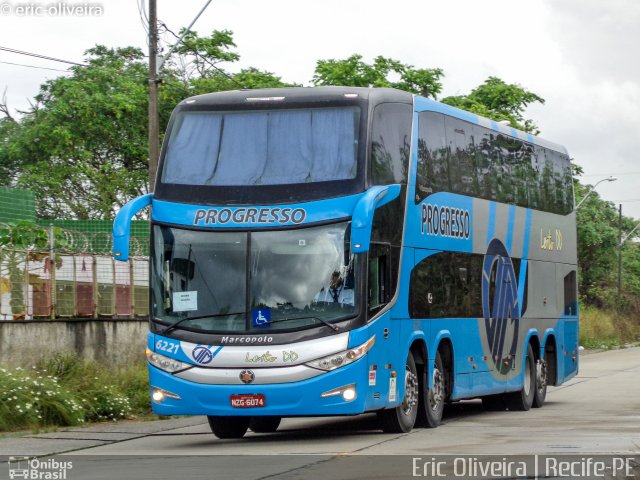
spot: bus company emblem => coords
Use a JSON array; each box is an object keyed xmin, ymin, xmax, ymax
[
  {"xmin": 239, "ymin": 370, "xmax": 255, "ymax": 384},
  {"xmin": 193, "ymin": 207, "xmax": 307, "ymax": 226},
  {"xmin": 540, "ymin": 228, "xmax": 563, "ymax": 251},
  {"xmin": 482, "ymin": 239, "xmax": 519, "ymax": 375},
  {"xmin": 421, "ymin": 203, "xmax": 471, "ymax": 240},
  {"xmin": 192, "ymin": 345, "xmax": 215, "ymax": 365}
]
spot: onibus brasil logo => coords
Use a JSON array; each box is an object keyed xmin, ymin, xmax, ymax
[{"xmin": 9, "ymin": 456, "xmax": 73, "ymax": 479}]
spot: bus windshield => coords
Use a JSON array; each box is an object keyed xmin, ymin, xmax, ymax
[
  {"xmin": 151, "ymin": 222, "xmax": 357, "ymax": 332},
  {"xmin": 162, "ymin": 107, "xmax": 360, "ymax": 186}
]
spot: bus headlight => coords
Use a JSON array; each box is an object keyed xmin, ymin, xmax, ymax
[
  {"xmin": 305, "ymin": 336, "xmax": 375, "ymax": 371},
  {"xmin": 146, "ymin": 348, "xmax": 191, "ymax": 373}
]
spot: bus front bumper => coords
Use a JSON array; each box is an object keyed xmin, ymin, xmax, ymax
[{"xmin": 148, "ymin": 359, "xmax": 369, "ymax": 416}]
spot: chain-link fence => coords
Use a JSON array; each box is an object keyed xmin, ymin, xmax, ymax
[
  {"xmin": 0, "ymin": 248, "xmax": 149, "ymax": 320},
  {"xmin": 0, "ymin": 188, "xmax": 151, "ymax": 320}
]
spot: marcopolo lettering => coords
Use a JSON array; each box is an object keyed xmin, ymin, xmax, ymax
[
  {"xmin": 194, "ymin": 207, "xmax": 307, "ymax": 226},
  {"xmin": 221, "ymin": 336, "xmax": 274, "ymax": 344},
  {"xmin": 421, "ymin": 203, "xmax": 471, "ymax": 239}
]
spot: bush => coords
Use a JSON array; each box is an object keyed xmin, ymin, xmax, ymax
[
  {"xmin": 0, "ymin": 366, "xmax": 84, "ymax": 431},
  {"xmin": 0, "ymin": 354, "xmax": 150, "ymax": 432}
]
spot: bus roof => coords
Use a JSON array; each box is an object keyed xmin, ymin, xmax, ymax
[{"xmin": 179, "ymin": 86, "xmax": 412, "ymax": 107}]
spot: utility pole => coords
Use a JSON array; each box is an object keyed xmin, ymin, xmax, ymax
[
  {"xmin": 148, "ymin": 0, "xmax": 159, "ymax": 193},
  {"xmin": 617, "ymin": 204, "xmax": 622, "ymax": 309}
]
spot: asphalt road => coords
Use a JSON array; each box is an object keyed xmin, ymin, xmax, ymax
[{"xmin": 2, "ymin": 347, "xmax": 639, "ymax": 479}]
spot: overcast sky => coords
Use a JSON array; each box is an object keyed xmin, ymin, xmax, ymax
[{"xmin": 1, "ymin": 0, "xmax": 639, "ymax": 219}]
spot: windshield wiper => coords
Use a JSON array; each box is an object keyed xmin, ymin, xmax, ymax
[
  {"xmin": 267, "ymin": 315, "xmax": 340, "ymax": 332},
  {"xmin": 158, "ymin": 311, "xmax": 246, "ymax": 335}
]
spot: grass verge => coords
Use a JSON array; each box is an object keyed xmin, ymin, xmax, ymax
[
  {"xmin": 580, "ymin": 305, "xmax": 640, "ymax": 349},
  {"xmin": 0, "ymin": 353, "xmax": 151, "ymax": 432}
]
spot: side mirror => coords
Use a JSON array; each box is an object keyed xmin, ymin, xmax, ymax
[
  {"xmin": 351, "ymin": 184, "xmax": 401, "ymax": 253},
  {"xmin": 113, "ymin": 194, "xmax": 153, "ymax": 261}
]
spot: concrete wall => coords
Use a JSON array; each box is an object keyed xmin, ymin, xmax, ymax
[{"xmin": 0, "ymin": 319, "xmax": 149, "ymax": 367}]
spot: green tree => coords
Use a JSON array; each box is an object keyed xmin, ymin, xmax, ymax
[
  {"xmin": 0, "ymin": 46, "xmax": 151, "ymax": 219},
  {"xmin": 442, "ymin": 77, "xmax": 544, "ymax": 133},
  {"xmin": 312, "ymin": 54, "xmax": 444, "ymax": 98}
]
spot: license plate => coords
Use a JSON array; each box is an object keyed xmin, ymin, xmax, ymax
[{"xmin": 230, "ymin": 394, "xmax": 266, "ymax": 408}]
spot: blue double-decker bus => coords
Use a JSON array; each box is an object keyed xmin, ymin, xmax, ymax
[{"xmin": 113, "ymin": 87, "xmax": 578, "ymax": 438}]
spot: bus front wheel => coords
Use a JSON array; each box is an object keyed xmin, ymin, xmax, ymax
[
  {"xmin": 249, "ymin": 416, "xmax": 281, "ymax": 433},
  {"xmin": 207, "ymin": 416, "xmax": 250, "ymax": 439},
  {"xmin": 378, "ymin": 353, "xmax": 419, "ymax": 433}
]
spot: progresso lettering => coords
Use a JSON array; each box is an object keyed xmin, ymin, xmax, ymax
[
  {"xmin": 194, "ymin": 207, "xmax": 306, "ymax": 226},
  {"xmin": 421, "ymin": 204, "xmax": 471, "ymax": 239}
]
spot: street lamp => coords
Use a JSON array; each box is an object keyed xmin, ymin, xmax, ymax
[{"xmin": 575, "ymin": 176, "xmax": 617, "ymax": 209}]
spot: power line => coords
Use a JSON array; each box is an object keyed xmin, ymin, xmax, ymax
[
  {"xmin": 0, "ymin": 44, "xmax": 181, "ymax": 90},
  {"xmin": 0, "ymin": 46, "xmax": 85, "ymax": 67},
  {"xmin": 582, "ymin": 172, "xmax": 640, "ymax": 177},
  {"xmin": 0, "ymin": 60, "xmax": 71, "ymax": 73}
]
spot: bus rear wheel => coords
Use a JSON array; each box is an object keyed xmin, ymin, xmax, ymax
[
  {"xmin": 378, "ymin": 353, "xmax": 419, "ymax": 433},
  {"xmin": 207, "ymin": 416, "xmax": 250, "ymax": 439},
  {"xmin": 416, "ymin": 351, "xmax": 445, "ymax": 428},
  {"xmin": 533, "ymin": 351, "xmax": 548, "ymax": 408},
  {"xmin": 505, "ymin": 343, "xmax": 536, "ymax": 411},
  {"xmin": 249, "ymin": 416, "xmax": 281, "ymax": 433}
]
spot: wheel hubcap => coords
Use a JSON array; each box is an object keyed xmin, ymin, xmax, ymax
[
  {"xmin": 402, "ymin": 366, "xmax": 419, "ymax": 415},
  {"xmin": 429, "ymin": 367, "xmax": 445, "ymax": 411},
  {"xmin": 536, "ymin": 359, "xmax": 547, "ymax": 392}
]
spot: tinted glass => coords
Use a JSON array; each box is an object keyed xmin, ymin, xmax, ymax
[
  {"xmin": 409, "ymin": 251, "xmax": 484, "ymax": 319},
  {"xmin": 416, "ymin": 113, "xmax": 448, "ymax": 200},
  {"xmin": 563, "ymin": 270, "xmax": 577, "ymax": 316},
  {"xmin": 162, "ymin": 107, "xmax": 360, "ymax": 186},
  {"xmin": 151, "ymin": 226, "xmax": 247, "ymax": 332},
  {"xmin": 151, "ymin": 223, "xmax": 358, "ymax": 333},
  {"xmin": 250, "ymin": 223, "xmax": 357, "ymax": 330},
  {"xmin": 416, "ymin": 112, "xmax": 573, "ymax": 214},
  {"xmin": 369, "ymin": 103, "xmax": 412, "ymax": 185}
]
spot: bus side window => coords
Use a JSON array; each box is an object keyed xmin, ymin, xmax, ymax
[{"xmin": 368, "ymin": 243, "xmax": 391, "ymax": 317}]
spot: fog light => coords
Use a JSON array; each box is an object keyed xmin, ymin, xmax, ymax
[
  {"xmin": 152, "ymin": 389, "xmax": 164, "ymax": 402},
  {"xmin": 342, "ymin": 388, "xmax": 356, "ymax": 401},
  {"xmin": 321, "ymin": 383, "xmax": 357, "ymax": 402},
  {"xmin": 151, "ymin": 387, "xmax": 181, "ymax": 402}
]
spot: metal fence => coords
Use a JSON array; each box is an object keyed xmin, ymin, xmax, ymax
[{"xmin": 0, "ymin": 248, "xmax": 149, "ymax": 320}]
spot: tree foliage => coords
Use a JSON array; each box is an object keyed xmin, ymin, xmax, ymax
[
  {"xmin": 312, "ymin": 54, "xmax": 444, "ymax": 99},
  {"xmin": 574, "ymin": 179, "xmax": 640, "ymax": 311},
  {"xmin": 442, "ymin": 77, "xmax": 545, "ymax": 133},
  {"xmin": 0, "ymin": 46, "xmax": 150, "ymax": 219}
]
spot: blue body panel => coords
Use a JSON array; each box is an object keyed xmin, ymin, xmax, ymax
[{"xmin": 149, "ymin": 357, "xmax": 369, "ymax": 416}]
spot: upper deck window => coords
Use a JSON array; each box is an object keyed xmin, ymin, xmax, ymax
[{"xmin": 162, "ymin": 107, "xmax": 360, "ymax": 186}]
